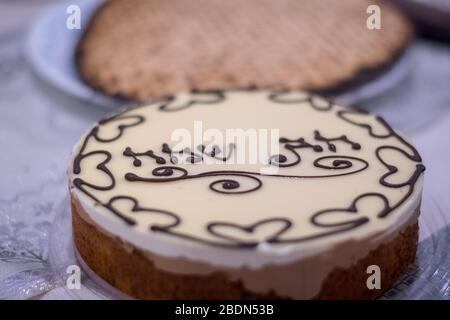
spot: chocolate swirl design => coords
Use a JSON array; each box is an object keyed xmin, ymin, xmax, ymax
[
  {"xmin": 125, "ymin": 169, "xmax": 263, "ymax": 194},
  {"xmin": 124, "ymin": 155, "xmax": 368, "ymax": 195},
  {"xmin": 313, "ymin": 156, "xmax": 367, "ymax": 171},
  {"xmin": 70, "ymin": 89, "xmax": 425, "ymax": 249},
  {"xmin": 122, "ymin": 134, "xmax": 367, "ymax": 195},
  {"xmin": 209, "ymin": 175, "xmax": 262, "ymax": 195}
]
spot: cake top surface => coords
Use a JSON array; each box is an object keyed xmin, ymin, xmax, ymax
[{"xmin": 69, "ymin": 89, "xmax": 424, "ymax": 266}]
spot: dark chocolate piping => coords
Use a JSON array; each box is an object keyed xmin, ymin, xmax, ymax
[
  {"xmin": 72, "ymin": 151, "xmax": 115, "ymax": 202},
  {"xmin": 157, "ymin": 89, "xmax": 225, "ymax": 112},
  {"xmin": 274, "ymin": 193, "xmax": 389, "ymax": 244},
  {"xmin": 104, "ymin": 196, "xmax": 181, "ymax": 229},
  {"xmin": 159, "ymin": 142, "xmax": 236, "ymax": 165},
  {"xmin": 124, "ymin": 156, "xmax": 368, "ymax": 193},
  {"xmin": 337, "ymin": 109, "xmax": 421, "ymax": 161},
  {"xmin": 268, "ymin": 91, "xmax": 334, "ymax": 111},
  {"xmin": 71, "ymin": 89, "xmax": 425, "ymax": 249},
  {"xmin": 314, "ymin": 130, "xmax": 361, "ymax": 152},
  {"xmin": 269, "ymin": 137, "xmax": 323, "ymax": 167},
  {"xmin": 95, "ymin": 115, "xmax": 145, "ymax": 142},
  {"xmin": 207, "ymin": 218, "xmax": 292, "ymax": 248},
  {"xmin": 123, "ymin": 147, "xmax": 167, "ymax": 166}
]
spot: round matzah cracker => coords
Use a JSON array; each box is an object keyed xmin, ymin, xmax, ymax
[{"xmin": 77, "ymin": 0, "xmax": 413, "ymax": 102}]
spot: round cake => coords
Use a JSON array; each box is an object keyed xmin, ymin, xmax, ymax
[
  {"xmin": 69, "ymin": 89, "xmax": 425, "ymax": 299},
  {"xmin": 76, "ymin": 0, "xmax": 413, "ymax": 101}
]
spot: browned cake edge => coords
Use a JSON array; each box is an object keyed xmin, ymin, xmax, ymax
[
  {"xmin": 74, "ymin": 1, "xmax": 414, "ymax": 102},
  {"xmin": 71, "ymin": 193, "xmax": 419, "ymax": 300}
]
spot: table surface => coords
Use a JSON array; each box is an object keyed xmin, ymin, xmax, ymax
[{"xmin": 0, "ymin": 1, "xmax": 449, "ymax": 299}]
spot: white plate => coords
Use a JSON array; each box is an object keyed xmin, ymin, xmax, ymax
[
  {"xmin": 26, "ymin": 0, "xmax": 124, "ymax": 109},
  {"xmin": 26, "ymin": 0, "xmax": 413, "ymax": 109}
]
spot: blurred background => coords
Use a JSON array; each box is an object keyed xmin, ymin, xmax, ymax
[{"xmin": 0, "ymin": 0, "xmax": 449, "ymax": 299}]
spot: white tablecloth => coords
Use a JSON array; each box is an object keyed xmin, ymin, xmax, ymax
[{"xmin": 0, "ymin": 1, "xmax": 449, "ymax": 299}]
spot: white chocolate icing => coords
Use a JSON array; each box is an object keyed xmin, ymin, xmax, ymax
[{"xmin": 69, "ymin": 90, "xmax": 424, "ymax": 298}]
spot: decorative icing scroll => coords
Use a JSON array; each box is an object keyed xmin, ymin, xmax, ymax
[{"xmin": 71, "ymin": 90, "xmax": 425, "ymax": 249}]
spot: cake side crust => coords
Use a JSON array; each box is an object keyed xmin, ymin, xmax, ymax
[{"xmin": 71, "ymin": 193, "xmax": 419, "ymax": 300}]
